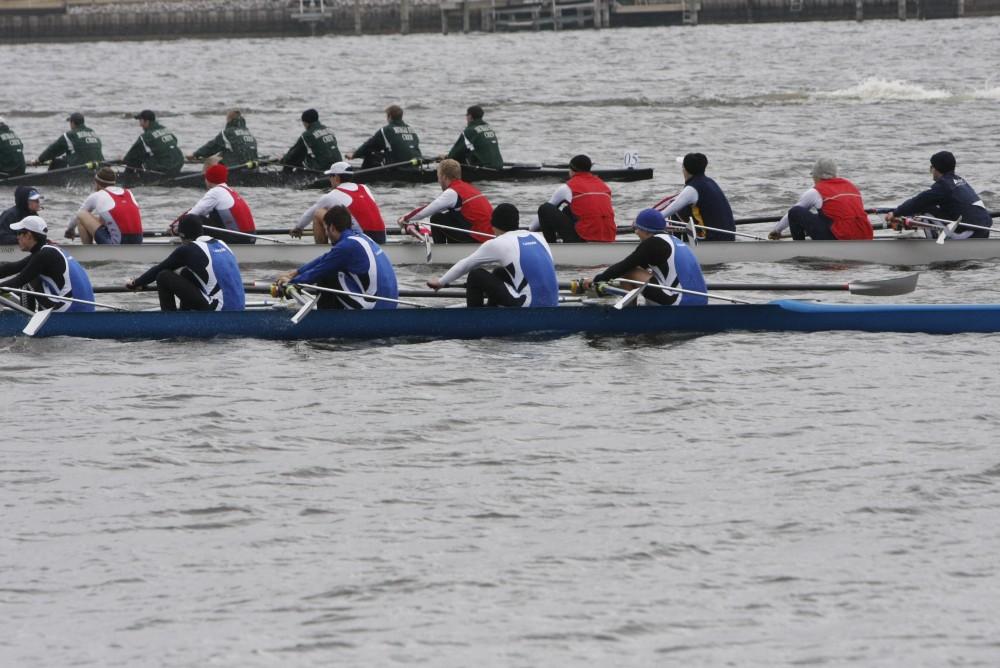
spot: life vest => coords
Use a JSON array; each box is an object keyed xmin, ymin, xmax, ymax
[
  {"xmin": 814, "ymin": 178, "xmax": 872, "ymax": 240},
  {"xmin": 449, "ymin": 179, "xmax": 493, "ymax": 243},
  {"xmin": 336, "ymin": 183, "xmax": 385, "ymax": 234},
  {"xmin": 103, "ymin": 188, "xmax": 143, "ymax": 236},
  {"xmin": 192, "ymin": 238, "xmax": 245, "ymax": 311},
  {"xmin": 567, "ymin": 173, "xmax": 616, "ymax": 242},
  {"xmin": 686, "ymin": 175, "xmax": 735, "ymax": 241},
  {"xmin": 218, "ymin": 185, "xmax": 255, "ymax": 234},
  {"xmin": 39, "ymin": 245, "xmax": 95, "ymax": 312},
  {"xmin": 650, "ymin": 234, "xmax": 707, "ymax": 306}
]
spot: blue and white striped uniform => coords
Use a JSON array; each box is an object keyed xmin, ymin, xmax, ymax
[{"xmin": 292, "ymin": 229, "xmax": 398, "ymax": 309}]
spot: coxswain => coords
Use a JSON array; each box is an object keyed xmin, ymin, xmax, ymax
[
  {"xmin": 427, "ymin": 203, "xmax": 558, "ymax": 308},
  {"xmin": 290, "ymin": 161, "xmax": 387, "ymax": 244},
  {"xmin": 275, "ymin": 205, "xmax": 398, "ymax": 310},
  {"xmin": 175, "ymin": 163, "xmax": 256, "ymax": 245},
  {"xmin": 0, "ymin": 186, "xmax": 43, "ymax": 245},
  {"xmin": 30, "ymin": 112, "xmax": 104, "ymax": 170},
  {"xmin": 281, "ymin": 108, "xmax": 342, "ymax": 173},
  {"xmin": 347, "ymin": 104, "xmax": 422, "ymax": 169},
  {"xmin": 188, "ymin": 110, "xmax": 259, "ymax": 167},
  {"xmin": 0, "ymin": 215, "xmax": 95, "ymax": 312},
  {"xmin": 0, "ymin": 116, "xmax": 26, "ymax": 178},
  {"xmin": 770, "ymin": 157, "xmax": 873, "ymax": 241},
  {"xmin": 127, "ymin": 214, "xmax": 244, "ymax": 311},
  {"xmin": 66, "ymin": 167, "xmax": 143, "ymax": 245},
  {"xmin": 660, "ymin": 153, "xmax": 735, "ymax": 242},
  {"xmin": 531, "ymin": 154, "xmax": 616, "ymax": 243},
  {"xmin": 884, "ymin": 151, "xmax": 991, "ymax": 239},
  {"xmin": 583, "ymin": 208, "xmax": 707, "ymax": 306},
  {"xmin": 122, "ymin": 110, "xmax": 184, "ymax": 176},
  {"xmin": 441, "ymin": 105, "xmax": 503, "ymax": 171},
  {"xmin": 397, "ymin": 159, "xmax": 493, "ymax": 244}
]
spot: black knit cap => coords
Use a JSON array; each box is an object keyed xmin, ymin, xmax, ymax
[
  {"xmin": 301, "ymin": 108, "xmax": 319, "ymax": 123},
  {"xmin": 930, "ymin": 151, "xmax": 956, "ymax": 174},
  {"xmin": 177, "ymin": 214, "xmax": 205, "ymax": 240},
  {"xmin": 682, "ymin": 152, "xmax": 708, "ymax": 176},
  {"xmin": 491, "ymin": 203, "xmax": 520, "ymax": 231},
  {"xmin": 569, "ymin": 154, "xmax": 592, "ymax": 172}
]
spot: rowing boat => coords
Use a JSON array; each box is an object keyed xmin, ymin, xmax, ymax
[
  {"xmin": 1, "ymin": 163, "xmax": 654, "ymax": 190},
  {"xmin": 6, "ymin": 237, "xmax": 1000, "ymax": 268},
  {"xmin": 3, "ymin": 300, "xmax": 1000, "ymax": 340}
]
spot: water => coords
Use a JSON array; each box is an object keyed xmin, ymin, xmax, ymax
[{"xmin": 3, "ymin": 18, "xmax": 1000, "ymax": 667}]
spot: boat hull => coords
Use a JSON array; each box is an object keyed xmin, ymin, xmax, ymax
[{"xmin": 3, "ymin": 301, "xmax": 1000, "ymax": 340}]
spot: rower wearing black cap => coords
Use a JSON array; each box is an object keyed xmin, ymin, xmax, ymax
[
  {"xmin": 122, "ymin": 109, "xmax": 184, "ymax": 176},
  {"xmin": 126, "ymin": 214, "xmax": 245, "ymax": 311},
  {"xmin": 441, "ymin": 105, "xmax": 503, "ymax": 171},
  {"xmin": 885, "ymin": 151, "xmax": 992, "ymax": 239},
  {"xmin": 0, "ymin": 215, "xmax": 95, "ymax": 312},
  {"xmin": 281, "ymin": 108, "xmax": 342, "ymax": 173},
  {"xmin": 531, "ymin": 154, "xmax": 616, "ymax": 243},
  {"xmin": 347, "ymin": 104, "xmax": 422, "ymax": 169},
  {"xmin": 0, "ymin": 116, "xmax": 26, "ymax": 177},
  {"xmin": 660, "ymin": 152, "xmax": 735, "ymax": 242},
  {"xmin": 31, "ymin": 112, "xmax": 104, "ymax": 170}
]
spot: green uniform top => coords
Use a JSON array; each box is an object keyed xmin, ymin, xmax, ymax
[
  {"xmin": 446, "ymin": 119, "xmax": 503, "ymax": 170},
  {"xmin": 193, "ymin": 116, "xmax": 259, "ymax": 166},
  {"xmin": 353, "ymin": 119, "xmax": 422, "ymax": 164},
  {"xmin": 281, "ymin": 121, "xmax": 342, "ymax": 172},
  {"xmin": 122, "ymin": 121, "xmax": 184, "ymax": 175},
  {"xmin": 37, "ymin": 125, "xmax": 105, "ymax": 167},
  {"xmin": 0, "ymin": 122, "xmax": 26, "ymax": 177}
]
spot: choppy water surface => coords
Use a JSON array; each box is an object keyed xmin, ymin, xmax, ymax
[{"xmin": 2, "ymin": 18, "xmax": 1000, "ymax": 667}]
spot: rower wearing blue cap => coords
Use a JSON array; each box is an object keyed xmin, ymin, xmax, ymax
[{"xmin": 583, "ymin": 208, "xmax": 707, "ymax": 305}]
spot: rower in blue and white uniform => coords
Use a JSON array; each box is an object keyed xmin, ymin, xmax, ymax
[
  {"xmin": 585, "ymin": 208, "xmax": 707, "ymax": 306},
  {"xmin": 659, "ymin": 152, "xmax": 735, "ymax": 242},
  {"xmin": 426, "ymin": 203, "xmax": 559, "ymax": 308},
  {"xmin": 275, "ymin": 205, "xmax": 398, "ymax": 310},
  {"xmin": 126, "ymin": 214, "xmax": 245, "ymax": 311},
  {"xmin": 0, "ymin": 215, "xmax": 95, "ymax": 312}
]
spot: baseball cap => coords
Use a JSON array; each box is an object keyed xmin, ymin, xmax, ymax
[
  {"xmin": 301, "ymin": 108, "xmax": 319, "ymax": 123},
  {"xmin": 11, "ymin": 215, "xmax": 48, "ymax": 235},
  {"xmin": 134, "ymin": 109, "xmax": 156, "ymax": 121},
  {"xmin": 26, "ymin": 188, "xmax": 42, "ymax": 201},
  {"xmin": 324, "ymin": 161, "xmax": 352, "ymax": 176},
  {"xmin": 66, "ymin": 112, "xmax": 85, "ymax": 124}
]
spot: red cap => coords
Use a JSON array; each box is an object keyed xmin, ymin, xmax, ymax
[{"xmin": 205, "ymin": 164, "xmax": 228, "ymax": 185}]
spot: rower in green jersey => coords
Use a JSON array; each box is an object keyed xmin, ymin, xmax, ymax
[
  {"xmin": 347, "ymin": 104, "xmax": 422, "ymax": 169},
  {"xmin": 31, "ymin": 112, "xmax": 105, "ymax": 170},
  {"xmin": 188, "ymin": 109, "xmax": 259, "ymax": 167},
  {"xmin": 441, "ymin": 105, "xmax": 503, "ymax": 171},
  {"xmin": 0, "ymin": 116, "xmax": 26, "ymax": 178},
  {"xmin": 122, "ymin": 109, "xmax": 184, "ymax": 176},
  {"xmin": 281, "ymin": 108, "xmax": 342, "ymax": 173}
]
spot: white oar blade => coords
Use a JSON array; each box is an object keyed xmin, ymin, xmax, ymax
[
  {"xmin": 613, "ymin": 286, "xmax": 644, "ymax": 310},
  {"xmin": 424, "ymin": 236, "xmax": 433, "ymax": 263},
  {"xmin": 291, "ymin": 295, "xmax": 319, "ymax": 324},
  {"xmin": 23, "ymin": 308, "xmax": 53, "ymax": 336},
  {"xmin": 847, "ymin": 273, "xmax": 919, "ymax": 296}
]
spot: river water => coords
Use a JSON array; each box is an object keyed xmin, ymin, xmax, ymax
[{"xmin": 2, "ymin": 17, "xmax": 1000, "ymax": 667}]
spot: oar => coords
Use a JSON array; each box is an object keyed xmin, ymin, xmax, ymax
[
  {"xmin": 202, "ymin": 225, "xmax": 288, "ymax": 244},
  {"xmin": 0, "ymin": 293, "xmax": 50, "ymax": 336},
  {"xmin": 0, "ymin": 161, "xmax": 100, "ymax": 185},
  {"xmin": 706, "ymin": 273, "xmax": 919, "ymax": 296},
  {"xmin": 416, "ymin": 220, "xmax": 495, "ymax": 240},
  {"xmin": 352, "ymin": 157, "xmax": 431, "ymax": 176},
  {"xmin": 612, "ymin": 278, "xmax": 754, "ymax": 304},
  {"xmin": 612, "ymin": 277, "xmax": 651, "ymax": 310},
  {"xmin": 911, "ymin": 214, "xmax": 998, "ymax": 240},
  {"xmin": 283, "ymin": 283, "xmax": 426, "ymax": 323},
  {"xmin": 0, "ymin": 286, "xmax": 127, "ymax": 311},
  {"xmin": 665, "ymin": 221, "xmax": 768, "ymax": 241}
]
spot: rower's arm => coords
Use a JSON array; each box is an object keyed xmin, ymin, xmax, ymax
[
  {"xmin": 0, "ymin": 255, "xmax": 31, "ymax": 282},
  {"xmin": 193, "ymin": 133, "xmax": 225, "ymax": 159},
  {"xmin": 661, "ymin": 186, "xmax": 698, "ymax": 218},
  {"xmin": 593, "ymin": 237, "xmax": 665, "ymax": 283},
  {"xmin": 281, "ymin": 136, "xmax": 307, "ymax": 166},
  {"xmin": 773, "ymin": 187, "xmax": 822, "ymax": 234},
  {"xmin": 438, "ymin": 239, "xmax": 502, "ymax": 286},
  {"xmin": 122, "ymin": 138, "xmax": 146, "ymax": 168},
  {"xmin": 446, "ymin": 131, "xmax": 469, "ymax": 162},
  {"xmin": 132, "ymin": 245, "xmax": 198, "ymax": 288},
  {"xmin": 410, "ymin": 189, "xmax": 459, "ymax": 221},
  {"xmin": 291, "ymin": 245, "xmax": 351, "ymax": 285},
  {"xmin": 0, "ymin": 247, "xmax": 62, "ymax": 288},
  {"xmin": 893, "ymin": 182, "xmax": 947, "ymax": 218},
  {"xmin": 36, "ymin": 135, "xmax": 68, "ymax": 164},
  {"xmin": 352, "ymin": 130, "xmax": 382, "ymax": 159}
]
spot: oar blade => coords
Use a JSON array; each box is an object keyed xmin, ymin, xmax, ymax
[
  {"xmin": 291, "ymin": 294, "xmax": 319, "ymax": 324},
  {"xmin": 847, "ymin": 272, "xmax": 919, "ymax": 296},
  {"xmin": 613, "ymin": 283, "xmax": 647, "ymax": 310},
  {"xmin": 23, "ymin": 308, "xmax": 53, "ymax": 336}
]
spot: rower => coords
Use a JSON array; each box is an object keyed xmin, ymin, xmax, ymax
[
  {"xmin": 440, "ymin": 105, "xmax": 503, "ymax": 171},
  {"xmin": 188, "ymin": 110, "xmax": 259, "ymax": 167},
  {"xmin": 122, "ymin": 110, "xmax": 184, "ymax": 176},
  {"xmin": 0, "ymin": 186, "xmax": 43, "ymax": 246},
  {"xmin": 127, "ymin": 214, "xmax": 244, "ymax": 311},
  {"xmin": 0, "ymin": 215, "xmax": 95, "ymax": 312},
  {"xmin": 66, "ymin": 167, "xmax": 143, "ymax": 245},
  {"xmin": 583, "ymin": 208, "xmax": 706, "ymax": 306},
  {"xmin": 347, "ymin": 104, "xmax": 422, "ymax": 169},
  {"xmin": 661, "ymin": 153, "xmax": 735, "ymax": 242},
  {"xmin": 290, "ymin": 161, "xmax": 387, "ymax": 245},
  {"xmin": 397, "ymin": 159, "xmax": 493, "ymax": 244},
  {"xmin": 281, "ymin": 108, "xmax": 342, "ymax": 173},
  {"xmin": 427, "ymin": 203, "xmax": 558, "ymax": 308},
  {"xmin": 770, "ymin": 157, "xmax": 872, "ymax": 241},
  {"xmin": 885, "ymin": 151, "xmax": 991, "ymax": 239},
  {"xmin": 531, "ymin": 154, "xmax": 616, "ymax": 243},
  {"xmin": 275, "ymin": 205, "xmax": 398, "ymax": 310},
  {"xmin": 0, "ymin": 116, "xmax": 26, "ymax": 178},
  {"xmin": 30, "ymin": 112, "xmax": 104, "ymax": 170},
  {"xmin": 174, "ymin": 163, "xmax": 256, "ymax": 245}
]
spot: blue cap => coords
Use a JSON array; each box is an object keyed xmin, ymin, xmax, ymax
[{"xmin": 634, "ymin": 208, "xmax": 666, "ymax": 233}]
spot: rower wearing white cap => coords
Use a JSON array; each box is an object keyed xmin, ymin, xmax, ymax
[
  {"xmin": 583, "ymin": 208, "xmax": 706, "ymax": 306},
  {"xmin": 0, "ymin": 215, "xmax": 95, "ymax": 312},
  {"xmin": 289, "ymin": 161, "xmax": 386, "ymax": 244},
  {"xmin": 67, "ymin": 167, "xmax": 144, "ymax": 245}
]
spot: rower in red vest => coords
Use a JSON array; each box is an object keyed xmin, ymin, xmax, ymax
[
  {"xmin": 397, "ymin": 158, "xmax": 493, "ymax": 243},
  {"xmin": 290, "ymin": 161, "xmax": 387, "ymax": 245},
  {"xmin": 531, "ymin": 154, "xmax": 616, "ymax": 243},
  {"xmin": 66, "ymin": 167, "xmax": 144, "ymax": 244},
  {"xmin": 769, "ymin": 157, "xmax": 873, "ymax": 241},
  {"xmin": 183, "ymin": 162, "xmax": 257, "ymax": 245}
]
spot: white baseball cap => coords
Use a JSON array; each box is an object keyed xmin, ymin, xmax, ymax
[
  {"xmin": 11, "ymin": 215, "xmax": 48, "ymax": 235},
  {"xmin": 324, "ymin": 161, "xmax": 352, "ymax": 176}
]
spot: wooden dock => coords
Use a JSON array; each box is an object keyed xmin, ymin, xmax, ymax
[{"xmin": 440, "ymin": 0, "xmax": 612, "ymax": 32}]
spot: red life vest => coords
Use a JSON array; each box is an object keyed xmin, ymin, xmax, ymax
[
  {"xmin": 336, "ymin": 183, "xmax": 385, "ymax": 233},
  {"xmin": 105, "ymin": 188, "xmax": 143, "ymax": 236},
  {"xmin": 449, "ymin": 179, "xmax": 494, "ymax": 243},
  {"xmin": 220, "ymin": 185, "xmax": 255, "ymax": 233},
  {"xmin": 814, "ymin": 178, "xmax": 872, "ymax": 240},
  {"xmin": 567, "ymin": 173, "xmax": 616, "ymax": 242}
]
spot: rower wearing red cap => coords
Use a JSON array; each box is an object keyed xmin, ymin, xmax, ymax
[
  {"xmin": 175, "ymin": 163, "xmax": 256, "ymax": 245},
  {"xmin": 66, "ymin": 167, "xmax": 143, "ymax": 245}
]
